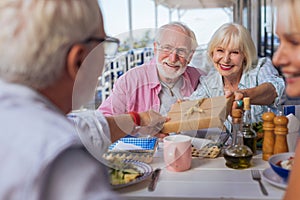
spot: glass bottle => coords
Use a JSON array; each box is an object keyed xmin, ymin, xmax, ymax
[
  {"xmin": 223, "ymin": 109, "xmax": 253, "ymax": 169},
  {"xmin": 242, "ymin": 97, "xmax": 257, "ymax": 154}
]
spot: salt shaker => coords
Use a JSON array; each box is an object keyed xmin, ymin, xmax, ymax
[
  {"xmin": 262, "ymin": 109, "xmax": 275, "ymax": 161},
  {"xmin": 273, "ymin": 111, "xmax": 289, "ymax": 154}
]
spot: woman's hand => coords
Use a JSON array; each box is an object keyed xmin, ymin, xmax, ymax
[
  {"xmin": 233, "ymin": 90, "xmax": 246, "ymax": 109},
  {"xmin": 234, "ymin": 83, "xmax": 277, "ymax": 106},
  {"xmin": 224, "ymin": 90, "xmax": 245, "ymax": 116}
]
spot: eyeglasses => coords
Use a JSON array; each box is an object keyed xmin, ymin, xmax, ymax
[
  {"xmin": 157, "ymin": 42, "xmax": 191, "ymax": 58},
  {"xmin": 83, "ymin": 36, "xmax": 120, "ymax": 58}
]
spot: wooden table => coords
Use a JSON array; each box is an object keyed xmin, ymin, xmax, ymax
[{"xmin": 116, "ymin": 142, "xmax": 285, "ymax": 200}]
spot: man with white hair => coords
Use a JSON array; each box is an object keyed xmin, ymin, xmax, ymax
[
  {"xmin": 0, "ymin": 0, "xmax": 165, "ymax": 199},
  {"xmin": 99, "ymin": 22, "xmax": 206, "ymax": 116}
]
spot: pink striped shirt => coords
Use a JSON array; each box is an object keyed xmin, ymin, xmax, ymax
[{"xmin": 99, "ymin": 58, "xmax": 204, "ymax": 115}]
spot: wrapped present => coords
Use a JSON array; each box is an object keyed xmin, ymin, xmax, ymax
[{"xmin": 161, "ymin": 96, "xmax": 233, "ymax": 133}]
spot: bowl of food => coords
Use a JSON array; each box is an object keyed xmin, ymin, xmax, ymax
[{"xmin": 268, "ymin": 152, "xmax": 295, "ymax": 182}]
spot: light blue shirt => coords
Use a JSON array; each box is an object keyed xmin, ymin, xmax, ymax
[
  {"xmin": 0, "ymin": 80, "xmax": 122, "ymax": 200},
  {"xmin": 190, "ymin": 57, "xmax": 285, "ymax": 129}
]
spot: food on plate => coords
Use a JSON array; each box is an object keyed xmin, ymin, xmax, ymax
[
  {"xmin": 109, "ymin": 164, "xmax": 143, "ymax": 185},
  {"xmin": 276, "ymin": 156, "xmax": 294, "ymax": 170}
]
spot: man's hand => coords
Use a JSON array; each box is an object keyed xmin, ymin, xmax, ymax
[{"xmin": 137, "ymin": 110, "xmax": 168, "ymax": 137}]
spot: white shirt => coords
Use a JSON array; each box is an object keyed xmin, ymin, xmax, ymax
[
  {"xmin": 159, "ymin": 77, "xmax": 183, "ymax": 116},
  {"xmin": 0, "ymin": 80, "xmax": 122, "ymax": 200}
]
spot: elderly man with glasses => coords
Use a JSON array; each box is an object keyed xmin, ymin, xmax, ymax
[{"xmin": 99, "ymin": 22, "xmax": 206, "ymax": 117}]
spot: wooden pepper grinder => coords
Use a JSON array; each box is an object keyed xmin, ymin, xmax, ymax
[
  {"xmin": 273, "ymin": 111, "xmax": 289, "ymax": 154},
  {"xmin": 262, "ymin": 109, "xmax": 276, "ymax": 161}
]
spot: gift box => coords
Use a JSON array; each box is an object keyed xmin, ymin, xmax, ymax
[{"xmin": 161, "ymin": 96, "xmax": 233, "ymax": 133}]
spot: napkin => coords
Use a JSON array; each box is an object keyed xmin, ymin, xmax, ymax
[
  {"xmin": 287, "ymin": 114, "xmax": 300, "ymax": 152},
  {"xmin": 112, "ymin": 141, "xmax": 143, "ymax": 151},
  {"xmin": 108, "ymin": 136, "xmax": 158, "ymax": 151}
]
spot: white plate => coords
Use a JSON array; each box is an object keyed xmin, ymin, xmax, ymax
[
  {"xmin": 191, "ymin": 137, "xmax": 213, "ymax": 149},
  {"xmin": 110, "ymin": 159, "xmax": 153, "ymax": 189},
  {"xmin": 262, "ymin": 168, "xmax": 287, "ymax": 190}
]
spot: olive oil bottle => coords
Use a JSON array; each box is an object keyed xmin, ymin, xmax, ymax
[
  {"xmin": 242, "ymin": 97, "xmax": 257, "ymax": 154},
  {"xmin": 223, "ymin": 109, "xmax": 253, "ymax": 169}
]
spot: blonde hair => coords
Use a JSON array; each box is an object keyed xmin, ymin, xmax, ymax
[
  {"xmin": 0, "ymin": 0, "xmax": 101, "ymax": 89},
  {"xmin": 207, "ymin": 23, "xmax": 257, "ymax": 72},
  {"xmin": 155, "ymin": 22, "xmax": 198, "ymax": 51},
  {"xmin": 275, "ymin": 0, "xmax": 300, "ymax": 34}
]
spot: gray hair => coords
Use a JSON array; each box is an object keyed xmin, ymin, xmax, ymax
[
  {"xmin": 155, "ymin": 22, "xmax": 198, "ymax": 51},
  {"xmin": 207, "ymin": 23, "xmax": 257, "ymax": 72},
  {"xmin": 0, "ymin": 0, "xmax": 101, "ymax": 89}
]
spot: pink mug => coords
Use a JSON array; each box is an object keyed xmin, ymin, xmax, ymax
[{"xmin": 163, "ymin": 135, "xmax": 192, "ymax": 172}]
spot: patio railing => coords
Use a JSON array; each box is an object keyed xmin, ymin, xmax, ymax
[{"xmin": 94, "ymin": 47, "xmax": 154, "ymax": 107}]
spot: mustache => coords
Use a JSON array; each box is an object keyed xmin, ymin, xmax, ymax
[{"xmin": 161, "ymin": 59, "xmax": 183, "ymax": 67}]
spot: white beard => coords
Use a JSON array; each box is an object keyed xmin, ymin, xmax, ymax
[{"xmin": 156, "ymin": 56, "xmax": 187, "ymax": 80}]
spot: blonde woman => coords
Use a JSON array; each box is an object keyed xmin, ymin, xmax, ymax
[
  {"xmin": 190, "ymin": 23, "xmax": 285, "ymax": 125},
  {"xmin": 272, "ymin": 0, "xmax": 300, "ymax": 199}
]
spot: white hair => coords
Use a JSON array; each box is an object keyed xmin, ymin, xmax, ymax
[
  {"xmin": 0, "ymin": 0, "xmax": 101, "ymax": 89},
  {"xmin": 207, "ymin": 23, "xmax": 257, "ymax": 72},
  {"xmin": 155, "ymin": 22, "xmax": 198, "ymax": 51}
]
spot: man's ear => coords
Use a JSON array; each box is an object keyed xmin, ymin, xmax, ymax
[{"xmin": 66, "ymin": 44, "xmax": 87, "ymax": 80}]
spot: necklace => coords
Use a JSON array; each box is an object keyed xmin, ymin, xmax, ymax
[{"xmin": 160, "ymin": 78, "xmax": 181, "ymax": 97}]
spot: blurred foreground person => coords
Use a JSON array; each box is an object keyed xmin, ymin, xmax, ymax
[
  {"xmin": 272, "ymin": 0, "xmax": 300, "ymax": 199},
  {"xmin": 0, "ymin": 0, "xmax": 165, "ymax": 199}
]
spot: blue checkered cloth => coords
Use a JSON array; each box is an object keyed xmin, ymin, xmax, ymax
[{"xmin": 109, "ymin": 135, "xmax": 157, "ymax": 151}]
